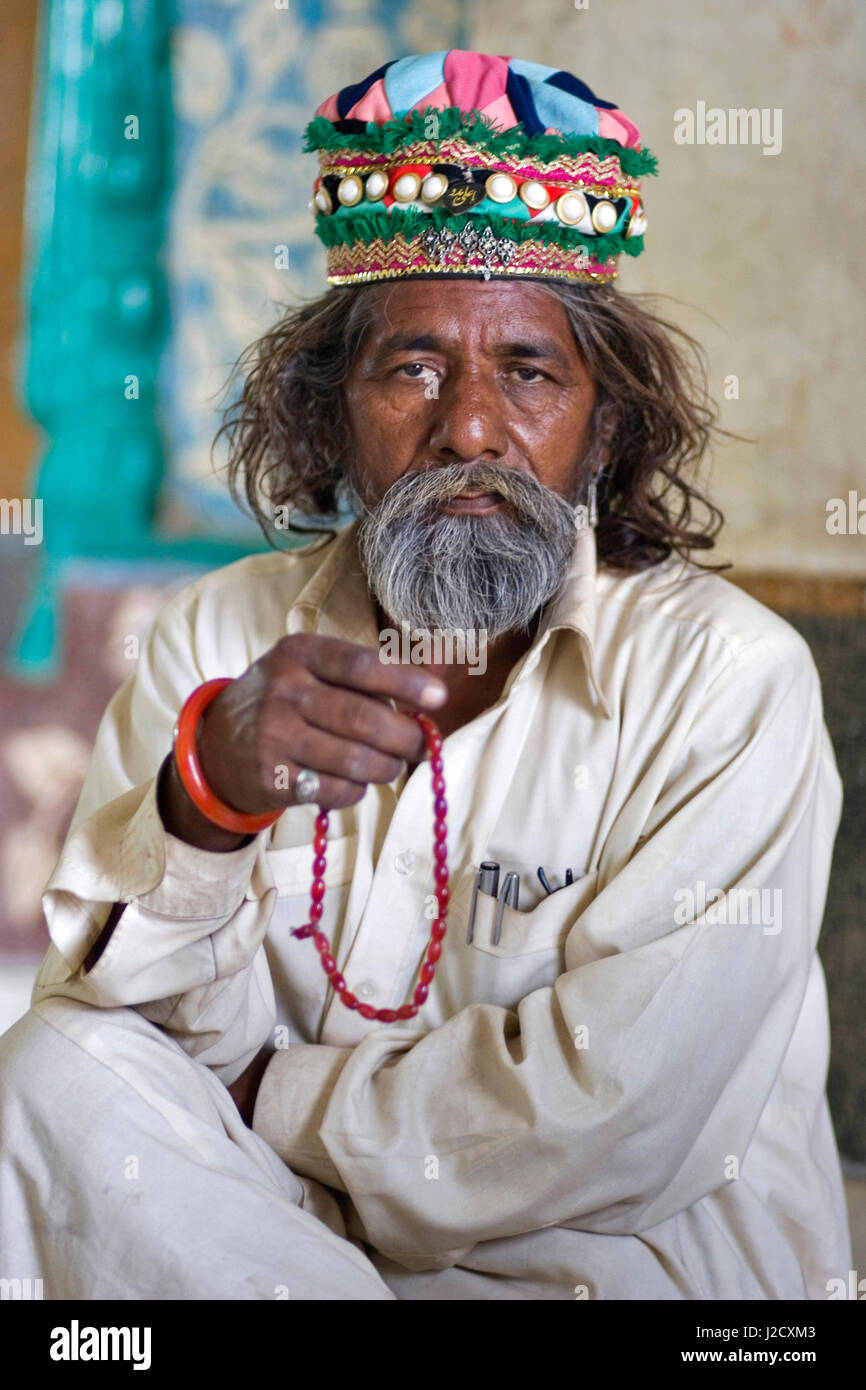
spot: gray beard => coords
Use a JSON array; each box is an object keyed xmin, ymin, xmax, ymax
[{"xmin": 351, "ymin": 462, "xmax": 582, "ymax": 640}]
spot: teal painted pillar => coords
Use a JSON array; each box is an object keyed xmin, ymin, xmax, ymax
[
  {"xmin": 24, "ymin": 0, "xmax": 172, "ymax": 555},
  {"xmin": 11, "ymin": 0, "xmax": 262, "ymax": 678}
]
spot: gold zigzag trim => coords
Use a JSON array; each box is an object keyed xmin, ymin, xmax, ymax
[
  {"xmin": 325, "ymin": 232, "xmax": 618, "ymax": 285},
  {"xmin": 319, "ymin": 138, "xmax": 637, "ymax": 190}
]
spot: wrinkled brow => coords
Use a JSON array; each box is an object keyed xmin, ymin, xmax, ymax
[{"xmin": 369, "ymin": 331, "xmax": 571, "ymax": 367}]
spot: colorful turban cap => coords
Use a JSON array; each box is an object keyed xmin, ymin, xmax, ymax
[{"xmin": 304, "ymin": 50, "xmax": 656, "ymax": 286}]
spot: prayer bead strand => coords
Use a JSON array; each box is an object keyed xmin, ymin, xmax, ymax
[{"xmin": 292, "ymin": 712, "xmax": 448, "ymax": 1022}]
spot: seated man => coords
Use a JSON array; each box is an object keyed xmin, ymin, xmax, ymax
[{"xmin": 0, "ymin": 51, "xmax": 851, "ymax": 1300}]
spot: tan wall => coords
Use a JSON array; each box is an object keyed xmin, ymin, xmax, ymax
[
  {"xmin": 0, "ymin": 2, "xmax": 39, "ymax": 500},
  {"xmin": 470, "ymin": 0, "xmax": 866, "ymax": 576}
]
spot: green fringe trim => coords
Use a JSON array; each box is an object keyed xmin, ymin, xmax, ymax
[
  {"xmin": 314, "ymin": 205, "xmax": 645, "ymax": 262},
  {"xmin": 304, "ymin": 107, "xmax": 658, "ymax": 178}
]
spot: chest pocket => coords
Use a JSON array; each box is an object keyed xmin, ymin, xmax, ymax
[{"xmin": 446, "ymin": 865, "xmax": 599, "ymax": 1011}]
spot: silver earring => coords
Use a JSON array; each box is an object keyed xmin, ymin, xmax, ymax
[{"xmin": 586, "ymin": 471, "xmax": 601, "ymax": 528}]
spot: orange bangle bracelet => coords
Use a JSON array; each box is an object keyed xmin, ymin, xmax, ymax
[{"xmin": 173, "ymin": 678, "xmax": 283, "ymax": 835}]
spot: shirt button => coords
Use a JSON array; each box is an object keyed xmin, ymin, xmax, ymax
[
  {"xmin": 393, "ymin": 850, "xmax": 416, "ymax": 875},
  {"xmin": 357, "ymin": 981, "xmax": 374, "ymax": 1000}
]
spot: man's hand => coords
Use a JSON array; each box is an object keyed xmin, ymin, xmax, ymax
[
  {"xmin": 159, "ymin": 633, "xmax": 448, "ymax": 852},
  {"xmin": 227, "ymin": 1047, "xmax": 273, "ymax": 1127}
]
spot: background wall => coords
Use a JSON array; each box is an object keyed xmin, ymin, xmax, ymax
[{"xmin": 469, "ymin": 0, "xmax": 866, "ymax": 577}]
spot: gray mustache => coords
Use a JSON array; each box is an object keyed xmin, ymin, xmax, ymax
[{"xmin": 369, "ymin": 462, "xmax": 572, "ymax": 518}]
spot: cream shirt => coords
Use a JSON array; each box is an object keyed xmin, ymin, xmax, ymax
[{"xmin": 33, "ymin": 520, "xmax": 851, "ymax": 1299}]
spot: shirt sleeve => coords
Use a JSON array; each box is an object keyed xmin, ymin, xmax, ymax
[
  {"xmin": 251, "ymin": 630, "xmax": 842, "ymax": 1270},
  {"xmin": 33, "ymin": 585, "xmax": 279, "ymax": 1083}
]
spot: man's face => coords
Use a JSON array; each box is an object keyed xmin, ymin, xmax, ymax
[
  {"xmin": 345, "ymin": 279, "xmax": 597, "ymax": 510},
  {"xmin": 344, "ymin": 279, "xmax": 602, "ymax": 640}
]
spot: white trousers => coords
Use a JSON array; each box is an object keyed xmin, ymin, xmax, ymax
[{"xmin": 0, "ymin": 997, "xmax": 394, "ymax": 1300}]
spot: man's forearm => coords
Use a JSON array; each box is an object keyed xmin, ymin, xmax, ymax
[
  {"xmin": 157, "ymin": 751, "xmax": 253, "ymax": 854},
  {"xmin": 81, "ymin": 754, "xmax": 253, "ymax": 974}
]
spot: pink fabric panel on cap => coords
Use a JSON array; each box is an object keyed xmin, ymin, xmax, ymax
[
  {"xmin": 480, "ymin": 93, "xmax": 518, "ymax": 132},
  {"xmin": 345, "ymin": 76, "xmax": 394, "ymax": 122},
  {"xmin": 409, "ymin": 79, "xmax": 450, "ymax": 112},
  {"xmin": 443, "ymin": 50, "xmax": 509, "ymax": 110},
  {"xmin": 598, "ymin": 107, "xmax": 641, "ymax": 147},
  {"xmin": 315, "ymin": 94, "xmax": 341, "ymax": 120}
]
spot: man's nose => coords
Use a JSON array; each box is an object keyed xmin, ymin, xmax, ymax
[{"xmin": 426, "ymin": 369, "xmax": 509, "ymax": 462}]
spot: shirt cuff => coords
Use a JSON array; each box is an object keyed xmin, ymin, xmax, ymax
[
  {"xmin": 252, "ymin": 1044, "xmax": 353, "ymax": 1190},
  {"xmin": 42, "ymin": 775, "xmax": 264, "ymax": 970}
]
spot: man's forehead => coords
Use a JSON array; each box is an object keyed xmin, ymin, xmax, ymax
[{"xmin": 360, "ymin": 280, "xmax": 577, "ymax": 354}]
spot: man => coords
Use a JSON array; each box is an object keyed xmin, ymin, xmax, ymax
[{"xmin": 0, "ymin": 51, "xmax": 851, "ymax": 1300}]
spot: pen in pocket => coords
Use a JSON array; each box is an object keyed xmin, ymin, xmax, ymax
[
  {"xmin": 467, "ymin": 861, "xmax": 500, "ymax": 944},
  {"xmin": 537, "ymin": 866, "xmax": 575, "ymax": 895},
  {"xmin": 492, "ymin": 872, "xmax": 520, "ymax": 946}
]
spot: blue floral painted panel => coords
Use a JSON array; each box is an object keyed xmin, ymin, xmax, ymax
[{"xmin": 162, "ymin": 0, "xmax": 467, "ymax": 533}]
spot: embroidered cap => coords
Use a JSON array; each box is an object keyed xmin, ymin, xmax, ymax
[{"xmin": 304, "ymin": 50, "xmax": 656, "ymax": 286}]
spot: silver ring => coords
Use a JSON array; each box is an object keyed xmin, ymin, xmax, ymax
[{"xmin": 294, "ymin": 767, "xmax": 321, "ymax": 804}]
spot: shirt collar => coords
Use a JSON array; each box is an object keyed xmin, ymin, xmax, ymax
[
  {"xmin": 537, "ymin": 521, "xmax": 612, "ymax": 718},
  {"xmin": 286, "ymin": 522, "xmax": 381, "ymax": 648},
  {"xmin": 285, "ymin": 519, "xmax": 612, "ymax": 718}
]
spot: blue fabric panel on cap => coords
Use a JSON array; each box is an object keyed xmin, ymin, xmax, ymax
[
  {"xmin": 531, "ymin": 81, "xmax": 599, "ymax": 136},
  {"xmin": 508, "ymin": 58, "xmax": 560, "ymax": 84},
  {"xmin": 336, "ymin": 61, "xmax": 396, "ymax": 118},
  {"xmin": 505, "ymin": 70, "xmax": 544, "ymax": 135},
  {"xmin": 474, "ymin": 196, "xmax": 529, "ymax": 220},
  {"xmin": 546, "ymin": 70, "xmax": 617, "ymax": 112},
  {"xmin": 384, "ymin": 51, "xmax": 448, "ymax": 115}
]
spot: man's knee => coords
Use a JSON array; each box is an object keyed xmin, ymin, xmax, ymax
[
  {"xmin": 0, "ymin": 995, "xmax": 235, "ymax": 1161},
  {"xmin": 0, "ymin": 1005, "xmax": 67, "ymax": 1116},
  {"xmin": 0, "ymin": 1000, "xmax": 395, "ymax": 1299}
]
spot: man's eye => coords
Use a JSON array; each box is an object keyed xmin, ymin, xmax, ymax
[
  {"xmin": 512, "ymin": 367, "xmax": 547, "ymax": 382},
  {"xmin": 397, "ymin": 362, "xmax": 434, "ymax": 379}
]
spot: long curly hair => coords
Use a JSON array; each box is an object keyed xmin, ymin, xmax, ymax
[{"xmin": 215, "ymin": 279, "xmax": 735, "ymax": 571}]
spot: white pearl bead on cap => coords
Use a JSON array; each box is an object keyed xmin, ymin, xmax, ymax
[
  {"xmin": 421, "ymin": 172, "xmax": 448, "ymax": 203},
  {"xmin": 628, "ymin": 210, "xmax": 648, "ymax": 237},
  {"xmin": 337, "ymin": 175, "xmax": 364, "ymax": 206},
  {"xmin": 590, "ymin": 199, "xmax": 618, "ymax": 233},
  {"xmin": 554, "ymin": 191, "xmax": 588, "ymax": 226},
  {"xmin": 519, "ymin": 180, "xmax": 550, "ymax": 210},
  {"xmin": 393, "ymin": 172, "xmax": 422, "ymax": 201},
  {"xmin": 485, "ymin": 172, "xmax": 517, "ymax": 203},
  {"xmin": 365, "ymin": 170, "xmax": 388, "ymax": 200}
]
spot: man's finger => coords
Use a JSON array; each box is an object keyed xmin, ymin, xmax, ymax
[
  {"xmin": 265, "ymin": 714, "xmax": 406, "ymax": 788},
  {"xmin": 284, "ymin": 634, "xmax": 448, "ymax": 710},
  {"xmin": 276, "ymin": 683, "xmax": 429, "ymax": 763}
]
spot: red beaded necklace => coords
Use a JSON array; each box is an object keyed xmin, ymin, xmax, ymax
[{"xmin": 291, "ymin": 712, "xmax": 448, "ymax": 1023}]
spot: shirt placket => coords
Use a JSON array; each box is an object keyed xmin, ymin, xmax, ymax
[{"xmin": 318, "ymin": 632, "xmax": 559, "ymax": 1045}]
